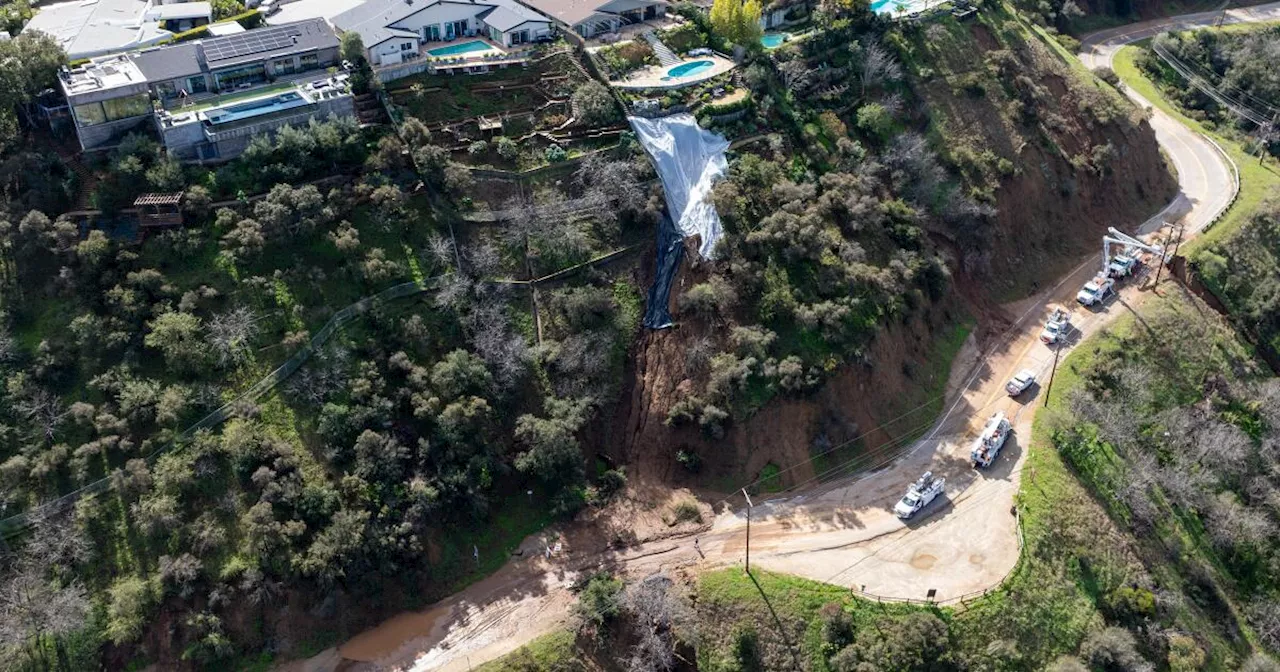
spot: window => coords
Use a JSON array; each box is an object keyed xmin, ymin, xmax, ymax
[
  {"xmin": 424, "ymin": 24, "xmax": 441, "ymax": 41},
  {"xmin": 215, "ymin": 64, "xmax": 267, "ymax": 90},
  {"xmin": 155, "ymin": 81, "xmax": 178, "ymax": 99},
  {"xmin": 299, "ymin": 53, "xmax": 319, "ymax": 70},
  {"xmin": 187, "ymin": 76, "xmax": 208, "ymax": 94},
  {"xmin": 73, "ymin": 102, "xmax": 107, "ymax": 126},
  {"xmin": 401, "ymin": 41, "xmax": 413, "ymax": 50},
  {"xmin": 101, "ymin": 93, "xmax": 151, "ymax": 121},
  {"xmin": 273, "ymin": 58, "xmax": 297, "ymax": 75}
]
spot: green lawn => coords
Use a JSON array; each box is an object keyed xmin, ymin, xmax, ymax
[
  {"xmin": 1111, "ymin": 43, "xmax": 1280, "ymax": 258},
  {"xmin": 473, "ymin": 630, "xmax": 583, "ymax": 672}
]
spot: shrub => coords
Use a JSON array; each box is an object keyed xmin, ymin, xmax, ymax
[
  {"xmin": 670, "ymin": 500, "xmax": 702, "ymax": 524},
  {"xmin": 573, "ymin": 81, "xmax": 620, "ymax": 126},
  {"xmin": 544, "ymin": 144, "xmax": 567, "ymax": 163},
  {"xmin": 856, "ymin": 103, "xmax": 893, "ymax": 141},
  {"xmin": 572, "ymin": 572, "xmax": 623, "ymax": 638},
  {"xmin": 1093, "ymin": 66, "xmax": 1121, "ymax": 87},
  {"xmin": 1079, "ymin": 627, "xmax": 1151, "ymax": 672},
  {"xmin": 467, "ymin": 139, "xmax": 488, "ymax": 155},
  {"xmin": 496, "ymin": 136, "xmax": 519, "ymax": 160},
  {"xmin": 661, "ymin": 23, "xmax": 706, "ymax": 53}
]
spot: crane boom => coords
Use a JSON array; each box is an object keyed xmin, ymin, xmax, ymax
[{"xmin": 1101, "ymin": 227, "xmax": 1163, "ymax": 275}]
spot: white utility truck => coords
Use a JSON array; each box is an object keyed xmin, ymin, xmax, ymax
[
  {"xmin": 971, "ymin": 411, "xmax": 1011, "ymax": 468},
  {"xmin": 895, "ymin": 471, "xmax": 945, "ymax": 519},
  {"xmin": 1040, "ymin": 308, "xmax": 1069, "ymax": 344}
]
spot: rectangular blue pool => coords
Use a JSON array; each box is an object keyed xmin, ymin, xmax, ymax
[
  {"xmin": 204, "ymin": 91, "xmax": 312, "ymax": 126},
  {"xmin": 426, "ymin": 40, "xmax": 493, "ymax": 57}
]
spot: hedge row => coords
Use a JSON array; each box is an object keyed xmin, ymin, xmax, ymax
[{"xmin": 160, "ymin": 9, "xmax": 264, "ymax": 45}]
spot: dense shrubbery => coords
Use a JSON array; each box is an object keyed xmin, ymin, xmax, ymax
[
  {"xmin": 1197, "ymin": 199, "xmax": 1280, "ymax": 357},
  {"xmin": 0, "ymin": 97, "xmax": 650, "ymax": 666},
  {"xmin": 1139, "ymin": 27, "xmax": 1280, "ymax": 157}
]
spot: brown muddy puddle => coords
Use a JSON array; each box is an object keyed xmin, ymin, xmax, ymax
[{"xmin": 337, "ymin": 608, "xmax": 445, "ymax": 662}]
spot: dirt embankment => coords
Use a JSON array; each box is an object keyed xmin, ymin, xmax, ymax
[
  {"xmin": 606, "ymin": 20, "xmax": 1176, "ymax": 493},
  {"xmin": 606, "ymin": 239, "xmax": 975, "ymax": 491}
]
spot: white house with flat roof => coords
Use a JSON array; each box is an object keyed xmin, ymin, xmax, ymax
[
  {"xmin": 23, "ymin": 0, "xmax": 212, "ymax": 60},
  {"xmin": 331, "ymin": 0, "xmax": 552, "ymax": 66}
]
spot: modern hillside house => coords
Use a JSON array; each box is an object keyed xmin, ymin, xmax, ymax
[
  {"xmin": 60, "ymin": 18, "xmax": 355, "ymax": 160},
  {"xmin": 514, "ymin": 0, "xmax": 668, "ymax": 39},
  {"xmin": 332, "ymin": 0, "xmax": 554, "ymax": 67},
  {"xmin": 332, "ymin": 0, "xmax": 670, "ymax": 67}
]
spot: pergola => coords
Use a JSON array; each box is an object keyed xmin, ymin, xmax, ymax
[{"xmin": 133, "ymin": 192, "xmax": 185, "ymax": 229}]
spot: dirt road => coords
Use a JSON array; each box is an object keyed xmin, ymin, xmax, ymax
[{"xmin": 278, "ymin": 9, "xmax": 1259, "ymax": 671}]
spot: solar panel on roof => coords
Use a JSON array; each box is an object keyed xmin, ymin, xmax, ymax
[{"xmin": 204, "ymin": 26, "xmax": 300, "ymax": 61}]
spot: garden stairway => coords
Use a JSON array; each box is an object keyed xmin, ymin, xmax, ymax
[
  {"xmin": 354, "ymin": 93, "xmax": 388, "ymax": 126},
  {"xmin": 643, "ymin": 31, "xmax": 681, "ymax": 68}
]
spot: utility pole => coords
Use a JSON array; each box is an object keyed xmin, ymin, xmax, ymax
[
  {"xmin": 1043, "ymin": 341, "xmax": 1062, "ymax": 408},
  {"xmin": 1152, "ymin": 222, "xmax": 1173, "ymax": 289},
  {"xmin": 741, "ymin": 488, "xmax": 754, "ymax": 575}
]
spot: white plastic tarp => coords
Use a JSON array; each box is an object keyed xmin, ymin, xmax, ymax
[{"xmin": 628, "ymin": 113, "xmax": 729, "ymax": 259}]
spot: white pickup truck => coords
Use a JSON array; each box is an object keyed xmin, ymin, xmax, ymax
[
  {"xmin": 1076, "ymin": 276, "xmax": 1115, "ymax": 306},
  {"xmin": 971, "ymin": 411, "xmax": 1011, "ymax": 468},
  {"xmin": 895, "ymin": 471, "xmax": 945, "ymax": 519}
]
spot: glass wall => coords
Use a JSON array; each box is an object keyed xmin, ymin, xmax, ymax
[
  {"xmin": 73, "ymin": 93, "xmax": 152, "ymax": 127},
  {"xmin": 214, "ymin": 64, "xmax": 267, "ymax": 90}
]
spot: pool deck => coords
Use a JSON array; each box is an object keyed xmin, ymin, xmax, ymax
[{"xmin": 610, "ymin": 54, "xmax": 735, "ymax": 90}]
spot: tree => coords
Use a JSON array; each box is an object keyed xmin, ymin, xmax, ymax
[
  {"xmin": 856, "ymin": 103, "xmax": 893, "ymax": 141},
  {"xmin": 572, "ymin": 81, "xmax": 620, "ymax": 127},
  {"xmin": 573, "ymin": 572, "xmax": 623, "ymax": 640},
  {"xmin": 104, "ymin": 576, "xmax": 154, "ymax": 645},
  {"xmin": 832, "ymin": 612, "xmax": 951, "ymax": 672},
  {"xmin": 709, "ymin": 0, "xmax": 762, "ymax": 46},
  {"xmin": 206, "ymin": 306, "xmax": 259, "ymax": 368},
  {"xmin": 430, "ymin": 349, "xmax": 492, "ymax": 400},
  {"xmin": 620, "ymin": 573, "xmax": 689, "ymax": 672},
  {"xmin": 210, "ymin": 0, "xmax": 243, "ymax": 20},
  {"xmin": 0, "ymin": 514, "xmax": 90, "ymax": 670},
  {"xmin": 340, "ymin": 31, "xmax": 366, "ymax": 66},
  {"xmin": 0, "ymin": 31, "xmax": 67, "ymax": 151},
  {"xmin": 514, "ymin": 396, "xmax": 591, "ymax": 484},
  {"xmin": 145, "ymin": 311, "xmax": 207, "ymax": 374}
]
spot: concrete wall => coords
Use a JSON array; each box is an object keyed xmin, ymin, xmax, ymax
[{"xmin": 73, "ymin": 113, "xmax": 155, "ymax": 150}]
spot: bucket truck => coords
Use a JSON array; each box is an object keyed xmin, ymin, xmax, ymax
[
  {"xmin": 1102, "ymin": 227, "xmax": 1163, "ymax": 279},
  {"xmin": 971, "ymin": 411, "xmax": 1011, "ymax": 468},
  {"xmin": 895, "ymin": 471, "xmax": 945, "ymax": 519}
]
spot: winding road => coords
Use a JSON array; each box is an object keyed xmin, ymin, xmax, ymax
[{"xmin": 279, "ymin": 6, "xmax": 1278, "ymax": 671}]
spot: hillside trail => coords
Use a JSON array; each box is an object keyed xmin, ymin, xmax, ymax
[{"xmin": 277, "ymin": 6, "xmax": 1272, "ymax": 670}]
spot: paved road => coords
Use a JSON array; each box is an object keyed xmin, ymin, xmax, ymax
[{"xmin": 278, "ymin": 8, "xmax": 1269, "ymax": 671}]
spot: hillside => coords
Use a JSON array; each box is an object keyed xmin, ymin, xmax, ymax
[
  {"xmin": 0, "ymin": 1, "xmax": 1180, "ymax": 669},
  {"xmin": 609, "ymin": 1, "xmax": 1175, "ymax": 491}
]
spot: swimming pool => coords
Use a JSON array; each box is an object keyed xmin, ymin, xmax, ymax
[
  {"xmin": 204, "ymin": 91, "xmax": 312, "ymax": 126},
  {"xmin": 871, "ymin": 0, "xmax": 902, "ymax": 13},
  {"xmin": 667, "ymin": 60, "xmax": 715, "ymax": 78},
  {"xmin": 427, "ymin": 40, "xmax": 493, "ymax": 57},
  {"xmin": 761, "ymin": 33, "xmax": 787, "ymax": 49}
]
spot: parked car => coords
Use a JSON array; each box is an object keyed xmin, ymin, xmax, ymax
[{"xmin": 1006, "ymin": 369, "xmax": 1036, "ymax": 396}]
